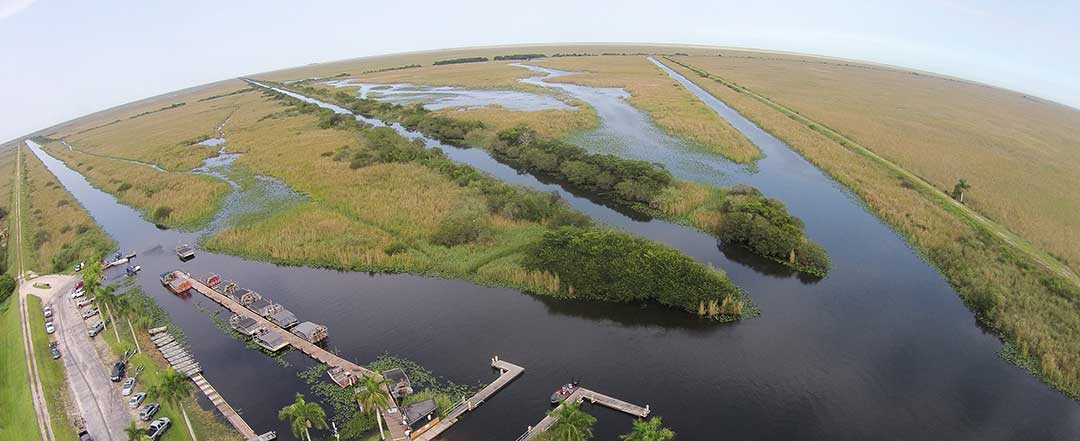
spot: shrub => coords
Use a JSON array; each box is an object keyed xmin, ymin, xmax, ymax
[
  {"xmin": 0, "ymin": 274, "xmax": 15, "ymax": 303},
  {"xmin": 56, "ymin": 199, "xmax": 69, "ymax": 207},
  {"xmin": 432, "ymin": 208, "xmax": 489, "ymax": 247},
  {"xmin": 523, "ymin": 227, "xmax": 741, "ymax": 315},
  {"xmin": 153, "ymin": 206, "xmax": 173, "ymax": 220},
  {"xmin": 117, "ymin": 182, "xmax": 132, "ymax": 192},
  {"xmin": 33, "ymin": 230, "xmax": 49, "ymax": 248},
  {"xmin": 384, "ymin": 241, "xmax": 409, "ymax": 256}
]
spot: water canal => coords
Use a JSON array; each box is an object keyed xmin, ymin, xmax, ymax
[{"xmin": 24, "ymin": 57, "xmax": 1080, "ymax": 440}]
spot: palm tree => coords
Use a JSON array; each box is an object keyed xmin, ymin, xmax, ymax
[
  {"xmin": 354, "ymin": 373, "xmax": 390, "ymax": 415},
  {"xmin": 355, "ymin": 372, "xmax": 391, "ymax": 439},
  {"xmin": 952, "ymin": 179, "xmax": 971, "ymax": 203},
  {"xmin": 152, "ymin": 367, "xmax": 196, "ymax": 440},
  {"xmin": 619, "ymin": 417, "xmax": 675, "ymax": 441},
  {"xmin": 278, "ymin": 393, "xmax": 327, "ymax": 441},
  {"xmin": 547, "ymin": 402, "xmax": 596, "ymax": 441},
  {"xmin": 124, "ymin": 421, "xmax": 147, "ymax": 441},
  {"xmin": 81, "ymin": 258, "xmax": 103, "ymax": 294}
]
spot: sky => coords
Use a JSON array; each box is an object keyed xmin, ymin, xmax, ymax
[{"xmin": 1, "ymin": 0, "xmax": 1078, "ymax": 143}]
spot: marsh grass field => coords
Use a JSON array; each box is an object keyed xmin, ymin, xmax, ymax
[
  {"xmin": 677, "ymin": 54, "xmax": 1080, "ymax": 276},
  {"xmin": 658, "ymin": 56, "xmax": 1080, "ymax": 397},
  {"xmin": 21, "ymin": 146, "xmax": 113, "ymax": 273}
]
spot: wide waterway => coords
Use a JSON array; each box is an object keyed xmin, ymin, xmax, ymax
[{"xmin": 25, "ymin": 58, "xmax": 1080, "ymax": 441}]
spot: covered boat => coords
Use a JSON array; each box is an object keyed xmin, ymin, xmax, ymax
[
  {"xmin": 176, "ymin": 243, "xmax": 195, "ymax": 260},
  {"xmin": 159, "ymin": 270, "xmax": 192, "ymax": 294}
]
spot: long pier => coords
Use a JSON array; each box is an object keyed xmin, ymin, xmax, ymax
[
  {"xmin": 414, "ymin": 357, "xmax": 524, "ymax": 441},
  {"xmin": 517, "ymin": 387, "xmax": 650, "ymax": 441},
  {"xmin": 191, "ymin": 373, "xmax": 259, "ymax": 439},
  {"xmin": 186, "ymin": 277, "xmax": 410, "ymax": 439}
]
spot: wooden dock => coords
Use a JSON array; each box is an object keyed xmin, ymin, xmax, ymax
[
  {"xmin": 414, "ymin": 357, "xmax": 524, "ymax": 441},
  {"xmin": 516, "ymin": 387, "xmax": 650, "ymax": 441},
  {"xmin": 191, "ymin": 373, "xmax": 258, "ymax": 439},
  {"xmin": 186, "ymin": 276, "xmax": 411, "ymax": 439}
]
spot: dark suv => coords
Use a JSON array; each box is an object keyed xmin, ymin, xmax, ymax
[
  {"xmin": 110, "ymin": 361, "xmax": 125, "ymax": 382},
  {"xmin": 77, "ymin": 429, "xmax": 93, "ymax": 441}
]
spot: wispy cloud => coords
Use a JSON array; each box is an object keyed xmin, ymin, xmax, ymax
[{"xmin": 0, "ymin": 0, "xmax": 37, "ymax": 19}]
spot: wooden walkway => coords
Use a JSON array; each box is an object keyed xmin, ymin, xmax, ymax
[
  {"xmin": 415, "ymin": 357, "xmax": 524, "ymax": 441},
  {"xmin": 187, "ymin": 276, "xmax": 410, "ymax": 439},
  {"xmin": 191, "ymin": 373, "xmax": 259, "ymax": 439},
  {"xmin": 517, "ymin": 387, "xmax": 650, "ymax": 441}
]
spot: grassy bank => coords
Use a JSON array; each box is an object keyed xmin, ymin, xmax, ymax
[
  {"xmin": 38, "ymin": 140, "xmax": 230, "ymax": 231},
  {"xmin": 0, "ymin": 295, "xmax": 39, "ymax": 441},
  {"xmin": 25, "ymin": 295, "xmax": 78, "ymax": 440},
  {"xmin": 661, "ymin": 57, "xmax": 1080, "ymax": 398},
  {"xmin": 21, "ymin": 146, "xmax": 114, "ymax": 273}
]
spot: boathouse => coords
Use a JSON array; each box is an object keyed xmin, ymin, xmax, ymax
[
  {"xmin": 253, "ymin": 328, "xmax": 289, "ymax": 352},
  {"xmin": 384, "ymin": 368, "xmax": 414, "ymax": 399},
  {"xmin": 228, "ymin": 314, "xmax": 260, "ymax": 336},
  {"xmin": 403, "ymin": 399, "xmax": 439, "ymax": 438},
  {"xmin": 234, "ymin": 288, "xmax": 262, "ymax": 306},
  {"xmin": 292, "ymin": 321, "xmax": 328, "ymax": 344},
  {"xmin": 269, "ymin": 308, "xmax": 299, "ymax": 329},
  {"xmin": 248, "ymin": 298, "xmax": 275, "ymax": 317}
]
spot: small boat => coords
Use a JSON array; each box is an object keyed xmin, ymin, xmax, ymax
[
  {"xmin": 205, "ymin": 274, "xmax": 222, "ymax": 287},
  {"xmin": 160, "ymin": 270, "xmax": 192, "ymax": 294},
  {"xmin": 176, "ymin": 244, "xmax": 195, "ymax": 260},
  {"xmin": 104, "ymin": 257, "xmax": 129, "ymax": 269},
  {"xmin": 550, "ymin": 380, "xmax": 580, "ymax": 404},
  {"xmin": 124, "ymin": 251, "xmax": 137, "ymax": 260},
  {"xmin": 126, "ymin": 265, "xmax": 141, "ymax": 275}
]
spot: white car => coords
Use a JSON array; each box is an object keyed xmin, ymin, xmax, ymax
[
  {"xmin": 71, "ymin": 288, "xmax": 85, "ymax": 299},
  {"xmin": 121, "ymin": 378, "xmax": 136, "ymax": 396},
  {"xmin": 43, "ymin": 306, "xmax": 53, "ymax": 319},
  {"xmin": 147, "ymin": 417, "xmax": 170, "ymax": 440},
  {"xmin": 76, "ymin": 297, "xmax": 95, "ymax": 308},
  {"xmin": 45, "ymin": 321, "xmax": 55, "ymax": 334},
  {"xmin": 129, "ymin": 392, "xmax": 146, "ymax": 408},
  {"xmin": 82, "ymin": 308, "xmax": 100, "ymax": 320}
]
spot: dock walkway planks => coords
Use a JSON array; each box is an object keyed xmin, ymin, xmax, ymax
[
  {"xmin": 414, "ymin": 357, "xmax": 524, "ymax": 440},
  {"xmin": 187, "ymin": 276, "xmax": 410, "ymax": 439},
  {"xmin": 191, "ymin": 373, "xmax": 258, "ymax": 439},
  {"xmin": 517, "ymin": 387, "xmax": 649, "ymax": 441}
]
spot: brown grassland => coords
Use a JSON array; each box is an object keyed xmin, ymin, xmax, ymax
[
  {"xmin": 20, "ymin": 144, "xmax": 114, "ymax": 273},
  {"xmin": 658, "ymin": 57, "xmax": 1080, "ymax": 397},
  {"xmin": 533, "ymin": 55, "xmax": 761, "ymax": 162},
  {"xmin": 49, "ymin": 80, "xmax": 255, "ymax": 171},
  {"xmin": 679, "ymin": 54, "xmax": 1080, "ymax": 276}
]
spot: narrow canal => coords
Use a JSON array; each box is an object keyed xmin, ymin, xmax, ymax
[{"xmin": 25, "ymin": 57, "xmax": 1080, "ymax": 440}]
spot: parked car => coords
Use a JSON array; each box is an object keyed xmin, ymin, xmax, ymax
[
  {"xmin": 71, "ymin": 288, "xmax": 85, "ymax": 299},
  {"xmin": 82, "ymin": 307, "xmax": 100, "ymax": 320},
  {"xmin": 75, "ymin": 280, "xmax": 84, "ymax": 290},
  {"xmin": 77, "ymin": 297, "xmax": 95, "ymax": 308},
  {"xmin": 77, "ymin": 429, "xmax": 93, "ymax": 441},
  {"xmin": 87, "ymin": 321, "xmax": 104, "ymax": 337},
  {"xmin": 121, "ymin": 378, "xmax": 136, "ymax": 396},
  {"xmin": 44, "ymin": 321, "xmax": 55, "ymax": 334},
  {"xmin": 42, "ymin": 305, "xmax": 52, "ymax": 318},
  {"xmin": 139, "ymin": 403, "xmax": 160, "ymax": 421},
  {"xmin": 49, "ymin": 343, "xmax": 61, "ymax": 360},
  {"xmin": 129, "ymin": 392, "xmax": 146, "ymax": 408},
  {"xmin": 110, "ymin": 362, "xmax": 125, "ymax": 382},
  {"xmin": 147, "ymin": 417, "xmax": 170, "ymax": 440}
]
